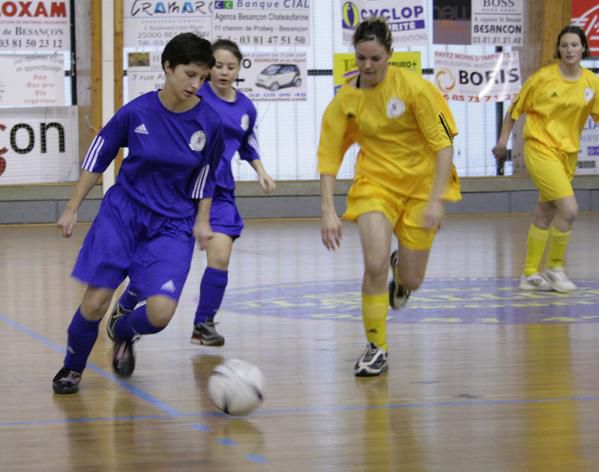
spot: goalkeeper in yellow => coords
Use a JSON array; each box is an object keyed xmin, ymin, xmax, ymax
[
  {"xmin": 318, "ymin": 17, "xmax": 461, "ymax": 377},
  {"xmin": 493, "ymin": 25, "xmax": 599, "ymax": 293}
]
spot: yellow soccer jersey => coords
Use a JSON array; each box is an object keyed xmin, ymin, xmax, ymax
[
  {"xmin": 317, "ymin": 67, "xmax": 461, "ymax": 202},
  {"xmin": 509, "ymin": 63, "xmax": 599, "ymax": 153}
]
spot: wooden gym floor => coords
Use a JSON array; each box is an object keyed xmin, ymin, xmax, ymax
[{"xmin": 1, "ymin": 213, "xmax": 599, "ymax": 471}]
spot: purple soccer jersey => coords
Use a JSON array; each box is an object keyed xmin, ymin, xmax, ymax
[
  {"xmin": 82, "ymin": 91, "xmax": 224, "ymax": 218},
  {"xmin": 199, "ymin": 82, "xmax": 260, "ymax": 190},
  {"xmin": 72, "ymin": 91, "xmax": 225, "ymax": 297}
]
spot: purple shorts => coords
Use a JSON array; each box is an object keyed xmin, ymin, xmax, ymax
[
  {"xmin": 72, "ymin": 186, "xmax": 195, "ymax": 301},
  {"xmin": 210, "ymin": 187, "xmax": 244, "ymax": 239}
]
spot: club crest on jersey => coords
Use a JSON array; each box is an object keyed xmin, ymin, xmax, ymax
[
  {"xmin": 584, "ymin": 87, "xmax": 594, "ymax": 102},
  {"xmin": 387, "ymin": 98, "xmax": 405, "ymax": 118},
  {"xmin": 240, "ymin": 114, "xmax": 250, "ymax": 131},
  {"xmin": 189, "ymin": 130, "xmax": 206, "ymax": 151}
]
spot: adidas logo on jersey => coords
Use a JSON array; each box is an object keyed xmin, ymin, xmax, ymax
[
  {"xmin": 160, "ymin": 280, "xmax": 176, "ymax": 293},
  {"xmin": 134, "ymin": 123, "xmax": 149, "ymax": 135}
]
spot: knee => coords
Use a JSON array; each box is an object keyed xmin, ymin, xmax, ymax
[
  {"xmin": 209, "ymin": 255, "xmax": 230, "ymax": 271},
  {"xmin": 80, "ymin": 297, "xmax": 111, "ymax": 320},
  {"xmin": 400, "ymin": 273, "xmax": 424, "ymax": 291},
  {"xmin": 363, "ymin": 255, "xmax": 388, "ymax": 279},
  {"xmin": 146, "ymin": 304, "xmax": 176, "ymax": 328},
  {"xmin": 558, "ymin": 206, "xmax": 578, "ymax": 226}
]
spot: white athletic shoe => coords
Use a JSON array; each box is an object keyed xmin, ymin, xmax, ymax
[
  {"xmin": 519, "ymin": 273, "xmax": 553, "ymax": 291},
  {"xmin": 543, "ymin": 268, "xmax": 577, "ymax": 293},
  {"xmin": 354, "ymin": 343, "xmax": 389, "ymax": 377}
]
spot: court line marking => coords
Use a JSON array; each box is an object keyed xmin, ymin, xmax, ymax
[{"xmin": 0, "ymin": 313, "xmax": 269, "ymax": 465}]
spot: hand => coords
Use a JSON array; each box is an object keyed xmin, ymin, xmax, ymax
[
  {"xmin": 492, "ymin": 142, "xmax": 508, "ymax": 160},
  {"xmin": 193, "ymin": 220, "xmax": 214, "ymax": 250},
  {"xmin": 258, "ymin": 173, "xmax": 276, "ymax": 194},
  {"xmin": 321, "ymin": 209, "xmax": 343, "ymax": 250},
  {"xmin": 56, "ymin": 206, "xmax": 78, "ymax": 238},
  {"xmin": 423, "ymin": 200, "xmax": 444, "ymax": 231}
]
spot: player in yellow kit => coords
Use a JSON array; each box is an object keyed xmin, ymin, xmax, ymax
[
  {"xmin": 318, "ymin": 17, "xmax": 461, "ymax": 376},
  {"xmin": 493, "ymin": 25, "xmax": 599, "ymax": 293}
]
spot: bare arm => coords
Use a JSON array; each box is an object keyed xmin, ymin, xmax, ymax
[
  {"xmin": 320, "ymin": 174, "xmax": 342, "ymax": 250},
  {"xmin": 423, "ymin": 146, "xmax": 454, "ymax": 230},
  {"xmin": 56, "ymin": 170, "xmax": 102, "ymax": 238},
  {"xmin": 193, "ymin": 198, "xmax": 214, "ymax": 250},
  {"xmin": 249, "ymin": 159, "xmax": 276, "ymax": 194},
  {"xmin": 492, "ymin": 112, "xmax": 516, "ymax": 159}
]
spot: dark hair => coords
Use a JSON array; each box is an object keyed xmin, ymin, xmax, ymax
[
  {"xmin": 352, "ymin": 16, "xmax": 393, "ymax": 53},
  {"xmin": 212, "ymin": 39, "xmax": 243, "ymax": 63},
  {"xmin": 555, "ymin": 25, "xmax": 590, "ymax": 59},
  {"xmin": 161, "ymin": 32, "xmax": 214, "ymax": 71}
]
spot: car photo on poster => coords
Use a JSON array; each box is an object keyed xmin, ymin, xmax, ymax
[{"xmin": 255, "ymin": 63, "xmax": 302, "ymax": 91}]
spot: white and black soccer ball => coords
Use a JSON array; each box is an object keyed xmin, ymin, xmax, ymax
[{"xmin": 208, "ymin": 359, "xmax": 265, "ymax": 416}]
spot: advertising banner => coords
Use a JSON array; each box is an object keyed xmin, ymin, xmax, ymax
[
  {"xmin": 123, "ymin": 0, "xmax": 212, "ymax": 48},
  {"xmin": 471, "ymin": 0, "xmax": 523, "ymax": 46},
  {"xmin": 0, "ymin": 54, "xmax": 65, "ymax": 106},
  {"xmin": 213, "ymin": 0, "xmax": 310, "ymax": 47},
  {"xmin": 432, "ymin": 0, "xmax": 471, "ymax": 45},
  {"xmin": 236, "ymin": 50, "xmax": 307, "ymax": 101},
  {"xmin": 0, "ymin": 106, "xmax": 79, "ymax": 185},
  {"xmin": 341, "ymin": 0, "xmax": 428, "ymax": 47},
  {"xmin": 126, "ymin": 50, "xmax": 307, "ymax": 103},
  {"xmin": 434, "ymin": 50, "xmax": 521, "ymax": 102},
  {"xmin": 572, "ymin": 0, "xmax": 599, "ymax": 57},
  {"xmin": 577, "ymin": 117, "xmax": 599, "ymax": 175},
  {"xmin": 0, "ymin": 0, "xmax": 71, "ymax": 52},
  {"xmin": 333, "ymin": 51, "xmax": 421, "ymax": 93}
]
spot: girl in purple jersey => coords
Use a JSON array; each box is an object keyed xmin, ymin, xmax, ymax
[
  {"xmin": 116, "ymin": 39, "xmax": 275, "ymax": 346},
  {"xmin": 52, "ymin": 33, "xmax": 224, "ymax": 394}
]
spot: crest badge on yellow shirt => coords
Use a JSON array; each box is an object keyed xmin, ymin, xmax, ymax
[
  {"xmin": 584, "ymin": 87, "xmax": 594, "ymax": 103},
  {"xmin": 387, "ymin": 98, "xmax": 405, "ymax": 118}
]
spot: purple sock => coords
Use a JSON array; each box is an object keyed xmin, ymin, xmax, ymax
[
  {"xmin": 63, "ymin": 308, "xmax": 100, "ymax": 373},
  {"xmin": 113, "ymin": 305, "xmax": 164, "ymax": 341},
  {"xmin": 194, "ymin": 267, "xmax": 228, "ymax": 325},
  {"xmin": 119, "ymin": 284, "xmax": 141, "ymax": 312}
]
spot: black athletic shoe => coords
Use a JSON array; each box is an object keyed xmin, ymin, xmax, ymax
[
  {"xmin": 388, "ymin": 250, "xmax": 411, "ymax": 310},
  {"xmin": 112, "ymin": 339, "xmax": 137, "ymax": 378},
  {"xmin": 191, "ymin": 321, "xmax": 225, "ymax": 346},
  {"xmin": 106, "ymin": 304, "xmax": 131, "ymax": 342},
  {"xmin": 52, "ymin": 367, "xmax": 82, "ymax": 394}
]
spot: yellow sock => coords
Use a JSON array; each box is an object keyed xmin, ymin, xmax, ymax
[
  {"xmin": 523, "ymin": 224, "xmax": 549, "ymax": 277},
  {"xmin": 362, "ymin": 293, "xmax": 388, "ymax": 351},
  {"xmin": 546, "ymin": 226, "xmax": 571, "ymax": 269}
]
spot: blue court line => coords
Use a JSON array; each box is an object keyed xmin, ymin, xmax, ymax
[
  {"xmin": 0, "ymin": 314, "xmax": 181, "ymax": 417},
  {"xmin": 0, "ymin": 415, "xmax": 169, "ymax": 428},
  {"xmin": 0, "ymin": 313, "xmax": 266, "ymax": 466}
]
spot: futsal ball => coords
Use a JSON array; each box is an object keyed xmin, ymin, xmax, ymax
[{"xmin": 208, "ymin": 359, "xmax": 265, "ymax": 416}]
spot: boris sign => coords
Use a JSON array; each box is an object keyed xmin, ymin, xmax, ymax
[
  {"xmin": 434, "ymin": 50, "xmax": 521, "ymax": 102},
  {"xmin": 0, "ymin": 0, "xmax": 71, "ymax": 51},
  {"xmin": 0, "ymin": 106, "xmax": 79, "ymax": 184},
  {"xmin": 340, "ymin": 0, "xmax": 428, "ymax": 47},
  {"xmin": 572, "ymin": 0, "xmax": 599, "ymax": 57}
]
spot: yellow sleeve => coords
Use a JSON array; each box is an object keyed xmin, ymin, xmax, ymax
[
  {"xmin": 509, "ymin": 71, "xmax": 540, "ymax": 120},
  {"xmin": 414, "ymin": 81, "xmax": 457, "ymax": 152},
  {"xmin": 590, "ymin": 76, "xmax": 599, "ymax": 123},
  {"xmin": 317, "ymin": 94, "xmax": 355, "ymax": 175}
]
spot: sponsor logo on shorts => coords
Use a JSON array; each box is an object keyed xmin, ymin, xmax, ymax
[{"xmin": 160, "ymin": 280, "xmax": 176, "ymax": 293}]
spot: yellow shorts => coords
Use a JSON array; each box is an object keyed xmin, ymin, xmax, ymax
[
  {"xmin": 524, "ymin": 141, "xmax": 577, "ymax": 202},
  {"xmin": 343, "ymin": 176, "xmax": 436, "ymax": 251}
]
